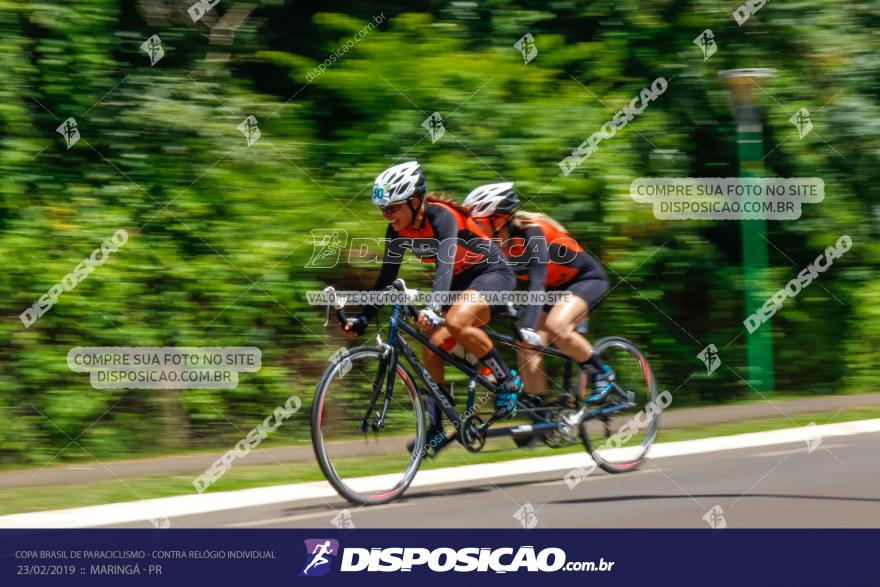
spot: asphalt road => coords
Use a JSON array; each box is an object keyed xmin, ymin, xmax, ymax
[
  {"xmin": 104, "ymin": 430, "xmax": 880, "ymax": 529},
  {"xmin": 7, "ymin": 392, "xmax": 880, "ymax": 489}
]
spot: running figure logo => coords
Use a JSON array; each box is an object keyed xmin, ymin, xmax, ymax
[
  {"xmin": 141, "ymin": 34, "xmax": 165, "ymax": 66},
  {"xmin": 300, "ymin": 539, "xmax": 339, "ymax": 577},
  {"xmin": 693, "ymin": 29, "xmax": 717, "ymax": 61},
  {"xmin": 421, "ymin": 112, "xmax": 445, "ymax": 143},
  {"xmin": 330, "ymin": 509, "xmax": 355, "ymax": 528},
  {"xmin": 513, "ymin": 503, "xmax": 538, "ymax": 528},
  {"xmin": 306, "ymin": 229, "xmax": 347, "ymax": 269},
  {"xmin": 702, "ymin": 505, "xmax": 727, "ymax": 529},
  {"xmin": 56, "ymin": 117, "xmax": 80, "ymax": 149},
  {"xmin": 150, "ymin": 516, "xmax": 171, "ymax": 529},
  {"xmin": 697, "ymin": 344, "xmax": 721, "ymax": 375},
  {"xmin": 789, "ymin": 108, "xmax": 813, "ymax": 139},
  {"xmin": 513, "ymin": 33, "xmax": 537, "ymax": 64},
  {"xmin": 237, "ymin": 115, "xmax": 261, "ymax": 146}
]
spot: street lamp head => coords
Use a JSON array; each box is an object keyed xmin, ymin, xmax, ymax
[{"xmin": 719, "ymin": 68, "xmax": 777, "ymax": 106}]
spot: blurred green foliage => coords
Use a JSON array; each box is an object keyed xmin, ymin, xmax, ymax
[{"xmin": 0, "ymin": 1, "xmax": 877, "ymax": 464}]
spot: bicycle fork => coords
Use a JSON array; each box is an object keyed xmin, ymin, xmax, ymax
[{"xmin": 359, "ymin": 344, "xmax": 396, "ymax": 433}]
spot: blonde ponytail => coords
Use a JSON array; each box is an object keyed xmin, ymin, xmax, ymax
[{"xmin": 512, "ymin": 211, "xmax": 568, "ymax": 233}]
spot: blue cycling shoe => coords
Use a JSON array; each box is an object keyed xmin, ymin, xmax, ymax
[
  {"xmin": 587, "ymin": 364, "xmax": 615, "ymax": 404},
  {"xmin": 493, "ymin": 370, "xmax": 523, "ymax": 419}
]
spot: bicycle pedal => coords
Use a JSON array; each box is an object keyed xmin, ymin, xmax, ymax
[{"xmin": 608, "ymin": 389, "xmax": 636, "ymax": 406}]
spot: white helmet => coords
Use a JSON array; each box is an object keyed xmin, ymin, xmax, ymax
[
  {"xmin": 371, "ymin": 161, "xmax": 427, "ymax": 206},
  {"xmin": 462, "ymin": 182, "xmax": 519, "ymax": 218}
]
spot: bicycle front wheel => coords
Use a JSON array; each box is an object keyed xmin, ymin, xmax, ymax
[
  {"xmin": 311, "ymin": 347, "xmax": 425, "ymax": 505},
  {"xmin": 580, "ymin": 336, "xmax": 660, "ymax": 474}
]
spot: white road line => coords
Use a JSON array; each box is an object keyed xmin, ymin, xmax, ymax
[
  {"xmin": 2, "ymin": 418, "xmax": 878, "ymax": 529},
  {"xmin": 748, "ymin": 444, "xmax": 849, "ymax": 458}
]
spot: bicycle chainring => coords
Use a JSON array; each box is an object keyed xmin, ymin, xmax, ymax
[{"xmin": 460, "ymin": 414, "xmax": 486, "ymax": 453}]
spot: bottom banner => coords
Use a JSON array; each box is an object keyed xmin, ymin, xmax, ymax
[{"xmin": 2, "ymin": 529, "xmax": 875, "ymax": 586}]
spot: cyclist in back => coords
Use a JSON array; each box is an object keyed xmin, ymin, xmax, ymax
[
  {"xmin": 463, "ymin": 182, "xmax": 613, "ymax": 407},
  {"xmin": 341, "ymin": 162, "xmax": 521, "ymax": 444}
]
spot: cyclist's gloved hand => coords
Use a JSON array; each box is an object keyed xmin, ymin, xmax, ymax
[
  {"xmin": 418, "ymin": 306, "xmax": 444, "ymax": 329},
  {"xmin": 342, "ymin": 316, "xmax": 368, "ymax": 337},
  {"xmin": 518, "ymin": 327, "xmax": 542, "ymax": 346}
]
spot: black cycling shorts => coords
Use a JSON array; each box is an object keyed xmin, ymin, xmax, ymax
[
  {"xmin": 442, "ymin": 262, "xmax": 516, "ymax": 314},
  {"xmin": 543, "ymin": 273, "xmax": 609, "ymax": 313}
]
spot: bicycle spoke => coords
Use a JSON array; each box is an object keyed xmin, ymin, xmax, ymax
[
  {"xmin": 580, "ymin": 337, "xmax": 658, "ymax": 473},
  {"xmin": 312, "ymin": 348, "xmax": 425, "ymax": 505}
]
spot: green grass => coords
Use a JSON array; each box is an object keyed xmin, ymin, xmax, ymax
[{"xmin": 1, "ymin": 405, "xmax": 879, "ymax": 517}]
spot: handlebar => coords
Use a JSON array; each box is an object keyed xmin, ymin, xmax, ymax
[
  {"xmin": 324, "ymin": 279, "xmax": 530, "ymax": 334},
  {"xmin": 322, "ymin": 285, "xmax": 349, "ymax": 327},
  {"xmin": 323, "ymin": 279, "xmax": 432, "ymax": 328},
  {"xmin": 323, "ymin": 281, "xmax": 554, "ymax": 351}
]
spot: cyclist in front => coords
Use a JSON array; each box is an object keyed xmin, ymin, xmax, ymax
[
  {"xmin": 463, "ymin": 182, "xmax": 612, "ymax": 407},
  {"xmin": 341, "ymin": 162, "xmax": 522, "ymax": 444}
]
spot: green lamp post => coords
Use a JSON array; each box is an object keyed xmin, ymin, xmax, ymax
[{"xmin": 719, "ymin": 68, "xmax": 776, "ymax": 393}]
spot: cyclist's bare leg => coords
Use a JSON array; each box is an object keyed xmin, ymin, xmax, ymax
[
  {"xmin": 421, "ymin": 325, "xmax": 455, "ymax": 437},
  {"xmin": 516, "ymin": 311, "xmax": 548, "ymax": 396},
  {"xmin": 443, "ymin": 292, "xmax": 492, "ymax": 357},
  {"xmin": 448, "ymin": 290, "xmax": 522, "ymax": 418},
  {"xmin": 516, "ymin": 347, "xmax": 547, "ymax": 396},
  {"xmin": 423, "ymin": 326, "xmax": 451, "ymax": 384},
  {"xmin": 542, "ymin": 293, "xmax": 592, "ymax": 362}
]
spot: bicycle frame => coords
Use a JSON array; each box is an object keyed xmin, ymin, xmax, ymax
[
  {"xmin": 362, "ymin": 302, "xmax": 630, "ymax": 451},
  {"xmin": 315, "ymin": 281, "xmax": 657, "ymax": 506}
]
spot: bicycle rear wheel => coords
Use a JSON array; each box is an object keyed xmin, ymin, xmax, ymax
[
  {"xmin": 311, "ymin": 347, "xmax": 425, "ymax": 505},
  {"xmin": 580, "ymin": 336, "xmax": 660, "ymax": 474}
]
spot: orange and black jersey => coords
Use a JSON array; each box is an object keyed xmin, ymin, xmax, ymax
[
  {"xmin": 363, "ymin": 202, "xmax": 508, "ymax": 319},
  {"xmin": 485, "ymin": 217, "xmax": 605, "ymax": 329}
]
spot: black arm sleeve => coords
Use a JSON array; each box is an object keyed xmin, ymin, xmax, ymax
[
  {"xmin": 362, "ymin": 225, "xmax": 406, "ymax": 321},
  {"xmin": 518, "ymin": 225, "xmax": 549, "ymax": 331},
  {"xmin": 426, "ymin": 205, "xmax": 457, "ymax": 301}
]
